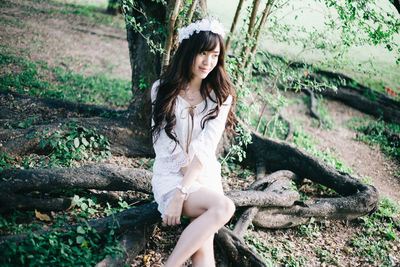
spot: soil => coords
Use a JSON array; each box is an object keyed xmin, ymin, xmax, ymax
[{"xmin": 1, "ymin": 0, "xmax": 399, "ymax": 266}]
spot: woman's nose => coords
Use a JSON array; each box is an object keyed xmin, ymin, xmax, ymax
[{"xmin": 202, "ymin": 55, "xmax": 211, "ymax": 65}]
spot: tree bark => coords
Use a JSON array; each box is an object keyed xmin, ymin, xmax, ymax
[
  {"xmin": 245, "ymin": 0, "xmax": 274, "ymax": 68},
  {"xmin": 226, "ymin": 0, "xmax": 245, "ymax": 51},
  {"xmin": 312, "ymin": 70, "xmax": 400, "ymax": 125},
  {"xmin": 391, "ymin": 0, "xmax": 400, "ymax": 15},
  {"xmin": 187, "ymin": 0, "xmax": 199, "ymax": 23},
  {"xmin": 240, "ymin": 0, "xmax": 261, "ymax": 71},
  {"xmin": 303, "ymin": 87, "xmax": 323, "ymax": 127},
  {"xmin": 242, "ymin": 131, "xmax": 379, "ymax": 227},
  {"xmin": 215, "ymin": 227, "xmax": 266, "ymax": 267},
  {"xmin": 0, "ymin": 163, "xmax": 152, "ymax": 212},
  {"xmin": 124, "ymin": 1, "xmax": 165, "ymax": 132},
  {"xmin": 162, "ymin": 0, "xmax": 183, "ymax": 69}
]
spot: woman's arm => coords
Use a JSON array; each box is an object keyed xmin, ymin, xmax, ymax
[
  {"xmin": 188, "ymin": 95, "xmax": 233, "ymax": 166},
  {"xmin": 164, "ymin": 155, "xmax": 203, "ymax": 226}
]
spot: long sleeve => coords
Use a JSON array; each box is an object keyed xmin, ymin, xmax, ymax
[
  {"xmin": 188, "ymin": 94, "xmax": 232, "ymax": 166},
  {"xmin": 151, "ymin": 81, "xmax": 189, "ymax": 175}
]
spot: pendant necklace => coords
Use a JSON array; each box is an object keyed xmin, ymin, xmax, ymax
[{"xmin": 185, "ymin": 88, "xmax": 199, "ymax": 102}]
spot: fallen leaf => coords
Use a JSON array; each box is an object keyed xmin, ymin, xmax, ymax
[
  {"xmin": 144, "ymin": 254, "xmax": 151, "ymax": 265},
  {"xmin": 35, "ymin": 209, "xmax": 51, "ymax": 221}
]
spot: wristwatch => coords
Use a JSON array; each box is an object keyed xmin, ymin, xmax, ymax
[{"xmin": 176, "ymin": 184, "xmax": 189, "ymax": 195}]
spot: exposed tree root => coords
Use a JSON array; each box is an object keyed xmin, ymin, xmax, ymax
[
  {"xmin": 242, "ymin": 131, "xmax": 379, "ymax": 228},
  {"xmin": 0, "ymin": 163, "xmax": 152, "ymax": 212},
  {"xmin": 233, "ymin": 207, "xmax": 259, "ymax": 238},
  {"xmin": 310, "ymin": 70, "xmax": 400, "ymax": 125},
  {"xmin": 255, "ymin": 57, "xmax": 400, "ymax": 125},
  {"xmin": 95, "ymin": 220, "xmax": 157, "ymax": 266},
  {"xmin": 215, "ymin": 227, "xmax": 266, "ymax": 267},
  {"xmin": 303, "ymin": 88, "xmax": 323, "ymax": 128},
  {"xmin": 233, "ymin": 170, "xmax": 299, "ymax": 236}
]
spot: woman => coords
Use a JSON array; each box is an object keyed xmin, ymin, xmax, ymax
[{"xmin": 151, "ymin": 18, "xmax": 236, "ymax": 266}]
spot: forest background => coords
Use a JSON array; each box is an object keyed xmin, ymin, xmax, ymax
[{"xmin": 0, "ymin": 0, "xmax": 400, "ymax": 266}]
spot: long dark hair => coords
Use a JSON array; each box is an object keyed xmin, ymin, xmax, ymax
[{"xmin": 151, "ymin": 30, "xmax": 236, "ymax": 144}]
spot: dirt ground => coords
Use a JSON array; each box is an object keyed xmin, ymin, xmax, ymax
[{"xmin": 1, "ymin": 0, "xmax": 399, "ymax": 266}]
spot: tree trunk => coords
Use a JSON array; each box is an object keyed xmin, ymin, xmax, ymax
[
  {"xmin": 240, "ymin": 0, "xmax": 261, "ymax": 71},
  {"xmin": 226, "ymin": 0, "xmax": 245, "ymax": 51},
  {"xmin": 162, "ymin": 0, "xmax": 183, "ymax": 69},
  {"xmin": 124, "ymin": 1, "xmax": 166, "ymax": 132},
  {"xmin": 391, "ymin": 0, "xmax": 400, "ymax": 15}
]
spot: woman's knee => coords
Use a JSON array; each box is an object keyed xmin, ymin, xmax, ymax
[{"xmin": 211, "ymin": 196, "xmax": 235, "ymax": 223}]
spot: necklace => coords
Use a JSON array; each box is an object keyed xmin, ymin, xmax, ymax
[{"xmin": 183, "ymin": 88, "xmax": 201, "ymax": 102}]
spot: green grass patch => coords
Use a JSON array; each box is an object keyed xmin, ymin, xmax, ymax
[
  {"xmin": 315, "ymin": 247, "xmax": 340, "ymax": 266},
  {"xmin": 345, "ymin": 117, "xmax": 400, "ymax": 164},
  {"xmin": 18, "ymin": 0, "xmax": 124, "ymax": 28},
  {"xmin": 244, "ymin": 234, "xmax": 308, "ymax": 266},
  {"xmin": 0, "ymin": 194, "xmax": 132, "ymax": 266},
  {"xmin": 37, "ymin": 121, "xmax": 111, "ymax": 168},
  {"xmin": 256, "ymin": 115, "xmax": 290, "ymax": 140},
  {"xmin": 350, "ymin": 198, "xmax": 400, "ymax": 265},
  {"xmin": 292, "ymin": 125, "xmax": 352, "ymax": 174},
  {"xmin": 57, "ymin": 4, "xmax": 125, "ymax": 28},
  {"xmin": 0, "ymin": 50, "xmax": 132, "ymax": 107},
  {"xmin": 0, "ymin": 204, "xmax": 124, "ymax": 266},
  {"xmin": 1, "ymin": 122, "xmax": 111, "ymax": 170}
]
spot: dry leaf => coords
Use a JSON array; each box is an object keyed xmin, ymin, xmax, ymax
[
  {"xmin": 144, "ymin": 254, "xmax": 151, "ymax": 266},
  {"xmin": 35, "ymin": 209, "xmax": 51, "ymax": 221}
]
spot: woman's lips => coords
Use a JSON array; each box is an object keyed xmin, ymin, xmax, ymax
[{"xmin": 199, "ymin": 67, "xmax": 209, "ymax": 72}]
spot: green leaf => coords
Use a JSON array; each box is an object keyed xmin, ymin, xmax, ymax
[
  {"xmin": 76, "ymin": 226, "xmax": 85, "ymax": 234},
  {"xmin": 39, "ymin": 140, "xmax": 47, "ymax": 148},
  {"xmin": 76, "ymin": 235, "xmax": 85, "ymax": 244}
]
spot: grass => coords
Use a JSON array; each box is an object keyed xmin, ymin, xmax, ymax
[
  {"xmin": 350, "ymin": 198, "xmax": 400, "ymax": 265},
  {"xmin": 38, "ymin": 121, "xmax": 111, "ymax": 168},
  {"xmin": 244, "ymin": 234, "xmax": 309, "ymax": 266},
  {"xmin": 17, "ymin": 0, "xmax": 125, "ymax": 28},
  {"xmin": 0, "ymin": 196, "xmax": 128, "ymax": 266},
  {"xmin": 292, "ymin": 124, "xmax": 352, "ymax": 174},
  {"xmin": 1, "ymin": 121, "xmax": 111, "ymax": 170},
  {"xmin": 0, "ymin": 49, "xmax": 132, "ymax": 107}
]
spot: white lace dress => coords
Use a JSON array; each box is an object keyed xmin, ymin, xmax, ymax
[{"xmin": 151, "ymin": 80, "xmax": 232, "ymax": 218}]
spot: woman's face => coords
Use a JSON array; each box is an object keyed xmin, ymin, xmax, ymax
[{"xmin": 191, "ymin": 41, "xmax": 220, "ymax": 81}]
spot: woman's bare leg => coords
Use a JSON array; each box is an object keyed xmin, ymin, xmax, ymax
[
  {"xmin": 191, "ymin": 234, "xmax": 215, "ymax": 267},
  {"xmin": 163, "ymin": 188, "xmax": 235, "ymax": 267}
]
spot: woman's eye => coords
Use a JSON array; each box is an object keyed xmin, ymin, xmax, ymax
[
  {"xmin": 213, "ymin": 54, "xmax": 219, "ymax": 58},
  {"xmin": 200, "ymin": 51, "xmax": 207, "ymax": 55}
]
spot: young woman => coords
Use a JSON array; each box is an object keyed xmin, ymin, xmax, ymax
[{"xmin": 151, "ymin": 18, "xmax": 237, "ymax": 266}]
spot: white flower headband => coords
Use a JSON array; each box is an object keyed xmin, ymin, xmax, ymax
[{"xmin": 178, "ymin": 18, "xmax": 226, "ymax": 43}]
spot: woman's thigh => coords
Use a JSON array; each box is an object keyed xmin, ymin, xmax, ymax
[{"xmin": 182, "ymin": 187, "xmax": 227, "ymax": 218}]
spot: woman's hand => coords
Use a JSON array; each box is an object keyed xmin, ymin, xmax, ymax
[{"xmin": 163, "ymin": 190, "xmax": 186, "ymax": 226}]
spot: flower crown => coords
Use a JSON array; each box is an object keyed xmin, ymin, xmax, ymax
[{"xmin": 178, "ymin": 18, "xmax": 225, "ymax": 43}]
